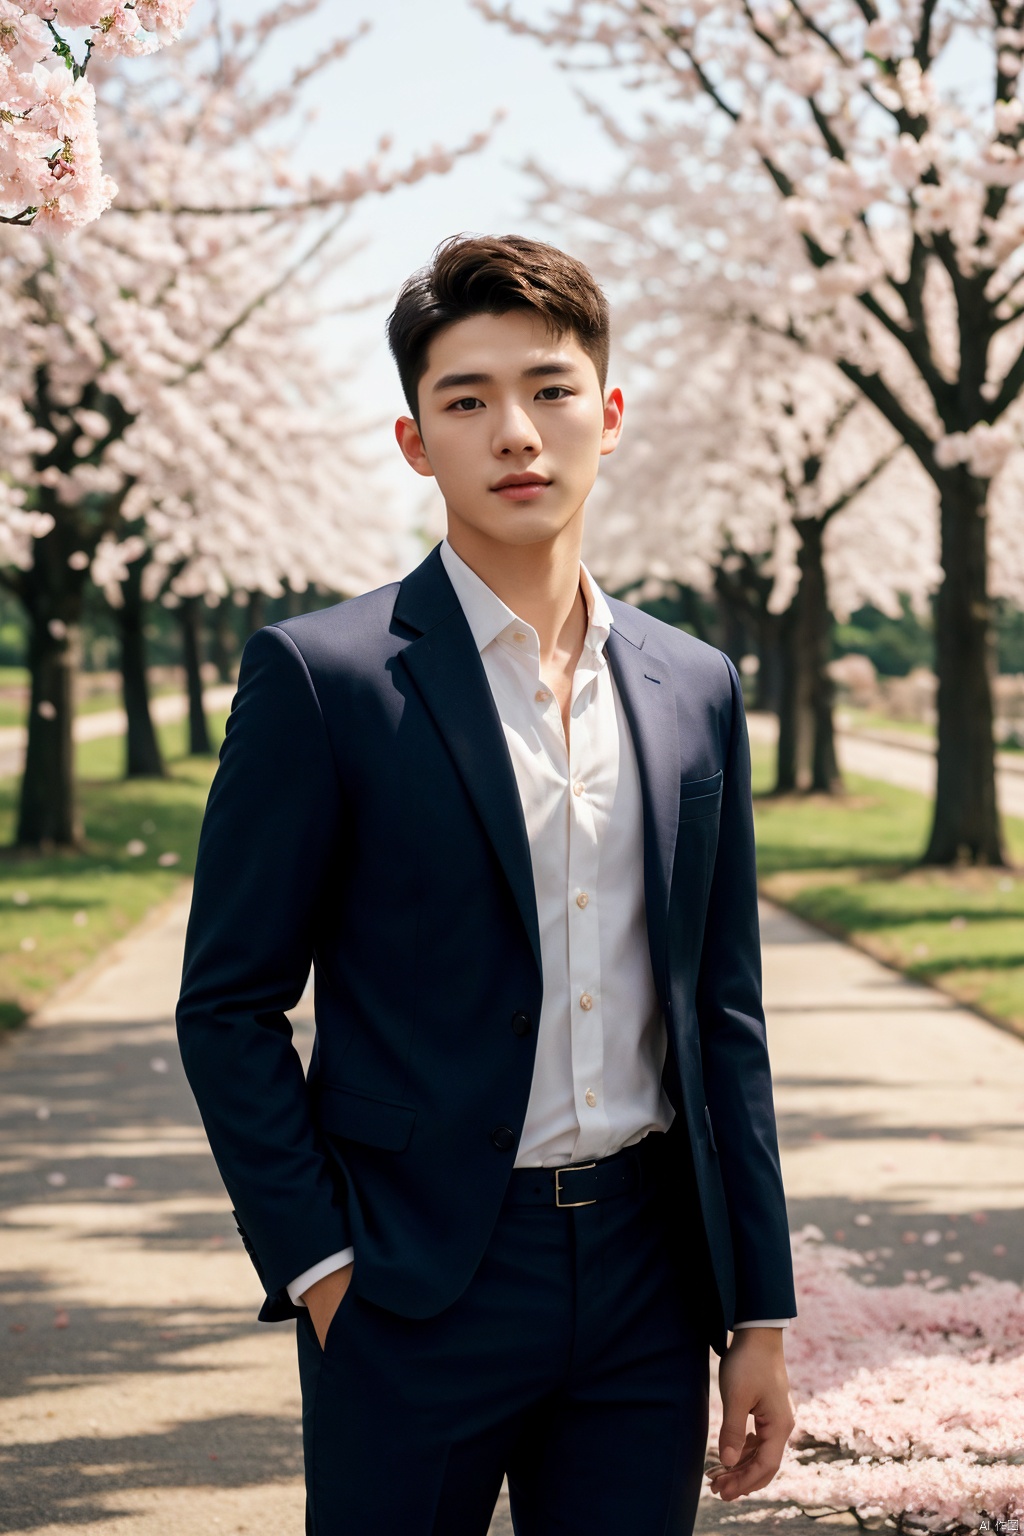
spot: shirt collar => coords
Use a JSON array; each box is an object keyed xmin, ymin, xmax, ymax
[{"xmin": 439, "ymin": 539, "xmax": 613, "ymax": 657}]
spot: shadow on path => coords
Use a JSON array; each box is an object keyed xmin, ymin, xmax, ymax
[{"xmin": 0, "ymin": 1412, "xmax": 302, "ymax": 1533}]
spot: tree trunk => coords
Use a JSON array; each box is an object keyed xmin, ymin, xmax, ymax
[
  {"xmin": 754, "ymin": 608, "xmax": 783, "ymax": 714},
  {"xmin": 117, "ymin": 558, "xmax": 165, "ymax": 779},
  {"xmin": 208, "ymin": 601, "xmax": 236, "ymax": 684},
  {"xmin": 17, "ymin": 600, "xmax": 81, "ymax": 848},
  {"xmin": 179, "ymin": 598, "xmax": 212, "ymax": 757},
  {"xmin": 246, "ymin": 590, "xmax": 266, "ymax": 638},
  {"xmin": 923, "ymin": 474, "xmax": 1005, "ymax": 865},
  {"xmin": 774, "ymin": 603, "xmax": 799, "ymax": 793},
  {"xmin": 774, "ymin": 517, "xmax": 842, "ymax": 795},
  {"xmin": 713, "ymin": 550, "xmax": 777, "ymax": 703}
]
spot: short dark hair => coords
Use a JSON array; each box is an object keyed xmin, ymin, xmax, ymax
[{"xmin": 387, "ymin": 233, "xmax": 610, "ymax": 419}]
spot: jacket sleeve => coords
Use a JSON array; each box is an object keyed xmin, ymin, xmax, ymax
[
  {"xmin": 695, "ymin": 653, "xmax": 797, "ymax": 1323},
  {"xmin": 176, "ymin": 624, "xmax": 352, "ymax": 1312}
]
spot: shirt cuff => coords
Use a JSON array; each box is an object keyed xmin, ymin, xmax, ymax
[
  {"xmin": 733, "ymin": 1318, "xmax": 791, "ymax": 1329},
  {"xmin": 287, "ymin": 1248, "xmax": 355, "ymax": 1306}
]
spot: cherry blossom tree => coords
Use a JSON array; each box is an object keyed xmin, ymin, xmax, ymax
[
  {"xmin": 0, "ymin": 0, "xmax": 197, "ymax": 231},
  {"xmin": 581, "ymin": 312, "xmax": 935, "ymax": 792},
  {"xmin": 0, "ymin": 3, "xmax": 493, "ymax": 848},
  {"xmin": 482, "ymin": 0, "xmax": 1024, "ymax": 865}
]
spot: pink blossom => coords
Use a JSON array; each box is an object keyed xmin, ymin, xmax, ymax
[
  {"xmin": 700, "ymin": 1231, "xmax": 1024, "ymax": 1526},
  {"xmin": 52, "ymin": 0, "xmax": 107, "ymax": 26},
  {"xmin": 0, "ymin": 45, "xmax": 44, "ymax": 110},
  {"xmin": 89, "ymin": 7, "xmax": 157, "ymax": 60},
  {"xmin": 863, "ymin": 19, "xmax": 895, "ymax": 57},
  {"xmin": 995, "ymin": 98, "xmax": 1023, "ymax": 135},
  {"xmin": 133, "ymin": 0, "xmax": 195, "ymax": 42},
  {"xmin": 32, "ymin": 64, "xmax": 96, "ymax": 139},
  {"xmin": 0, "ymin": 1, "xmax": 51, "ymax": 70},
  {"xmin": 0, "ymin": 136, "xmax": 54, "ymax": 208},
  {"xmin": 890, "ymin": 132, "xmax": 926, "ymax": 190}
]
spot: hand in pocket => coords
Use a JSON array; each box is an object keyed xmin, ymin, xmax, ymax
[{"xmin": 302, "ymin": 1262, "xmax": 354, "ymax": 1350}]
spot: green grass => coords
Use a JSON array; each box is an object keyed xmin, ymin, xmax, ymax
[
  {"xmin": 0, "ymin": 712, "xmax": 226, "ymax": 1027},
  {"xmin": 751, "ymin": 740, "xmax": 1024, "ymax": 1038}
]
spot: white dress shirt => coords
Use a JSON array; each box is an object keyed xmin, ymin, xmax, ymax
[{"xmin": 288, "ymin": 543, "xmax": 788, "ymax": 1328}]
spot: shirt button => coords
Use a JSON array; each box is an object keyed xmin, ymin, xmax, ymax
[
  {"xmin": 585, "ymin": 1089, "xmax": 597, "ymax": 1108},
  {"xmin": 572, "ymin": 781, "xmax": 585, "ymax": 797},
  {"xmin": 579, "ymin": 992, "xmax": 593, "ymax": 1011},
  {"xmin": 513, "ymin": 631, "xmax": 527, "ymax": 645},
  {"xmin": 576, "ymin": 892, "xmax": 589, "ymax": 910},
  {"xmin": 534, "ymin": 689, "xmax": 549, "ymax": 704}
]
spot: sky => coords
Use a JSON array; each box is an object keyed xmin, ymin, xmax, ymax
[{"xmin": 211, "ymin": 0, "xmax": 634, "ymax": 500}]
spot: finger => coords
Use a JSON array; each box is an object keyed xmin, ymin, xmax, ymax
[
  {"xmin": 711, "ymin": 1431, "xmax": 756, "ymax": 1470},
  {"xmin": 709, "ymin": 1443, "xmax": 787, "ymax": 1500},
  {"xmin": 709, "ymin": 1432, "xmax": 778, "ymax": 1487},
  {"xmin": 719, "ymin": 1413, "xmax": 753, "ymax": 1468},
  {"xmin": 708, "ymin": 1434, "xmax": 758, "ymax": 1496}
]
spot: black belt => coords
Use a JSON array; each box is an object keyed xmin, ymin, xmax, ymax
[{"xmin": 504, "ymin": 1133, "xmax": 666, "ymax": 1209}]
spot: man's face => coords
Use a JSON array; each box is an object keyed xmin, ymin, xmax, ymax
[{"xmin": 395, "ymin": 309, "xmax": 623, "ymax": 549}]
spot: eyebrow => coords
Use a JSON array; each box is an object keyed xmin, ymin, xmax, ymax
[{"xmin": 431, "ymin": 361, "xmax": 579, "ymax": 392}]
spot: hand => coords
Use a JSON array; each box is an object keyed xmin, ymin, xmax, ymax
[
  {"xmin": 301, "ymin": 1262, "xmax": 354, "ymax": 1350},
  {"xmin": 708, "ymin": 1327, "xmax": 795, "ymax": 1501}
]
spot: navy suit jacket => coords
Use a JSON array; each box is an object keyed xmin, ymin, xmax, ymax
[{"xmin": 176, "ymin": 546, "xmax": 796, "ymax": 1355}]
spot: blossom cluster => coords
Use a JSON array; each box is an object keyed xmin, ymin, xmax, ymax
[
  {"xmin": 0, "ymin": 0, "xmax": 195, "ymax": 230},
  {"xmin": 481, "ymin": 0, "xmax": 1024, "ymax": 501},
  {"xmin": 581, "ymin": 312, "xmax": 938, "ymax": 623},
  {"xmin": 0, "ymin": 1, "xmax": 487, "ymax": 643},
  {"xmin": 706, "ymin": 1228, "xmax": 1024, "ymax": 1529}
]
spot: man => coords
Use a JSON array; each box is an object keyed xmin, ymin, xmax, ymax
[{"xmin": 176, "ymin": 233, "xmax": 797, "ymax": 1536}]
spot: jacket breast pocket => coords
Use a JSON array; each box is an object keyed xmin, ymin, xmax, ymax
[
  {"xmin": 317, "ymin": 1085, "xmax": 416, "ymax": 1152},
  {"xmin": 678, "ymin": 769, "xmax": 723, "ymax": 822}
]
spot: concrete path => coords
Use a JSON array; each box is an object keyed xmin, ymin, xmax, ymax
[
  {"xmin": 1, "ymin": 893, "xmax": 1023, "ymax": 1534},
  {"xmin": 748, "ymin": 711, "xmax": 1024, "ymax": 818},
  {"xmin": 0, "ymin": 687, "xmax": 236, "ymax": 778}
]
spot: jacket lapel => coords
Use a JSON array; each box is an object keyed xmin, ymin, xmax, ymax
[
  {"xmin": 394, "ymin": 550, "xmax": 542, "ymax": 977},
  {"xmin": 605, "ymin": 620, "xmax": 680, "ymax": 998}
]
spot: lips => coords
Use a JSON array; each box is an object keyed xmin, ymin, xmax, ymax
[{"xmin": 491, "ymin": 473, "xmax": 552, "ymax": 501}]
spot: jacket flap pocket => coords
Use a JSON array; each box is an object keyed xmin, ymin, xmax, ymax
[
  {"xmin": 678, "ymin": 769, "xmax": 723, "ymax": 820},
  {"xmin": 317, "ymin": 1086, "xmax": 416, "ymax": 1152}
]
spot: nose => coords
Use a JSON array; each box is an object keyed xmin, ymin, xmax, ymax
[{"xmin": 492, "ymin": 403, "xmax": 539, "ymax": 458}]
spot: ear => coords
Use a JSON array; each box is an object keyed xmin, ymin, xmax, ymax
[
  {"xmin": 395, "ymin": 416, "xmax": 435, "ymax": 478},
  {"xmin": 600, "ymin": 387, "xmax": 624, "ymax": 457}
]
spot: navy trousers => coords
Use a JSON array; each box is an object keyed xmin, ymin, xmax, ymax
[{"xmin": 296, "ymin": 1141, "xmax": 711, "ymax": 1535}]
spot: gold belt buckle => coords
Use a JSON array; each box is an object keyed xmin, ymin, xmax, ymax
[{"xmin": 554, "ymin": 1162, "xmax": 597, "ymax": 1208}]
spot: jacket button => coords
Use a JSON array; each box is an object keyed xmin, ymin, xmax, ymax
[
  {"xmin": 511, "ymin": 1011, "xmax": 531, "ymax": 1036},
  {"xmin": 491, "ymin": 1125, "xmax": 515, "ymax": 1152}
]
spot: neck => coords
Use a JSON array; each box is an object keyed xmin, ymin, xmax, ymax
[{"xmin": 445, "ymin": 510, "xmax": 586, "ymax": 661}]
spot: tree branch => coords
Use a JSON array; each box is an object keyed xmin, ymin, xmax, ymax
[
  {"xmin": 168, "ymin": 205, "xmax": 351, "ymax": 386},
  {"xmin": 821, "ymin": 441, "xmax": 901, "ymax": 523},
  {"xmin": 833, "ymin": 356, "xmax": 942, "ymax": 488},
  {"xmin": 988, "ymin": 337, "xmax": 1024, "ymax": 419}
]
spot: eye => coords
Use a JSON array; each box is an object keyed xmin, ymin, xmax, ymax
[
  {"xmin": 536, "ymin": 386, "xmax": 571, "ymax": 401},
  {"xmin": 447, "ymin": 396, "xmax": 483, "ymax": 412}
]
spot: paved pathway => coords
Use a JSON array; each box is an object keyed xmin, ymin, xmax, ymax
[
  {"xmin": 1, "ymin": 893, "xmax": 1022, "ymax": 1534},
  {"xmin": 748, "ymin": 711, "xmax": 1024, "ymax": 817},
  {"xmin": 0, "ymin": 687, "xmax": 236, "ymax": 778}
]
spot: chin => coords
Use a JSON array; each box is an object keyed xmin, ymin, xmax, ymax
[{"xmin": 465, "ymin": 504, "xmax": 579, "ymax": 548}]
